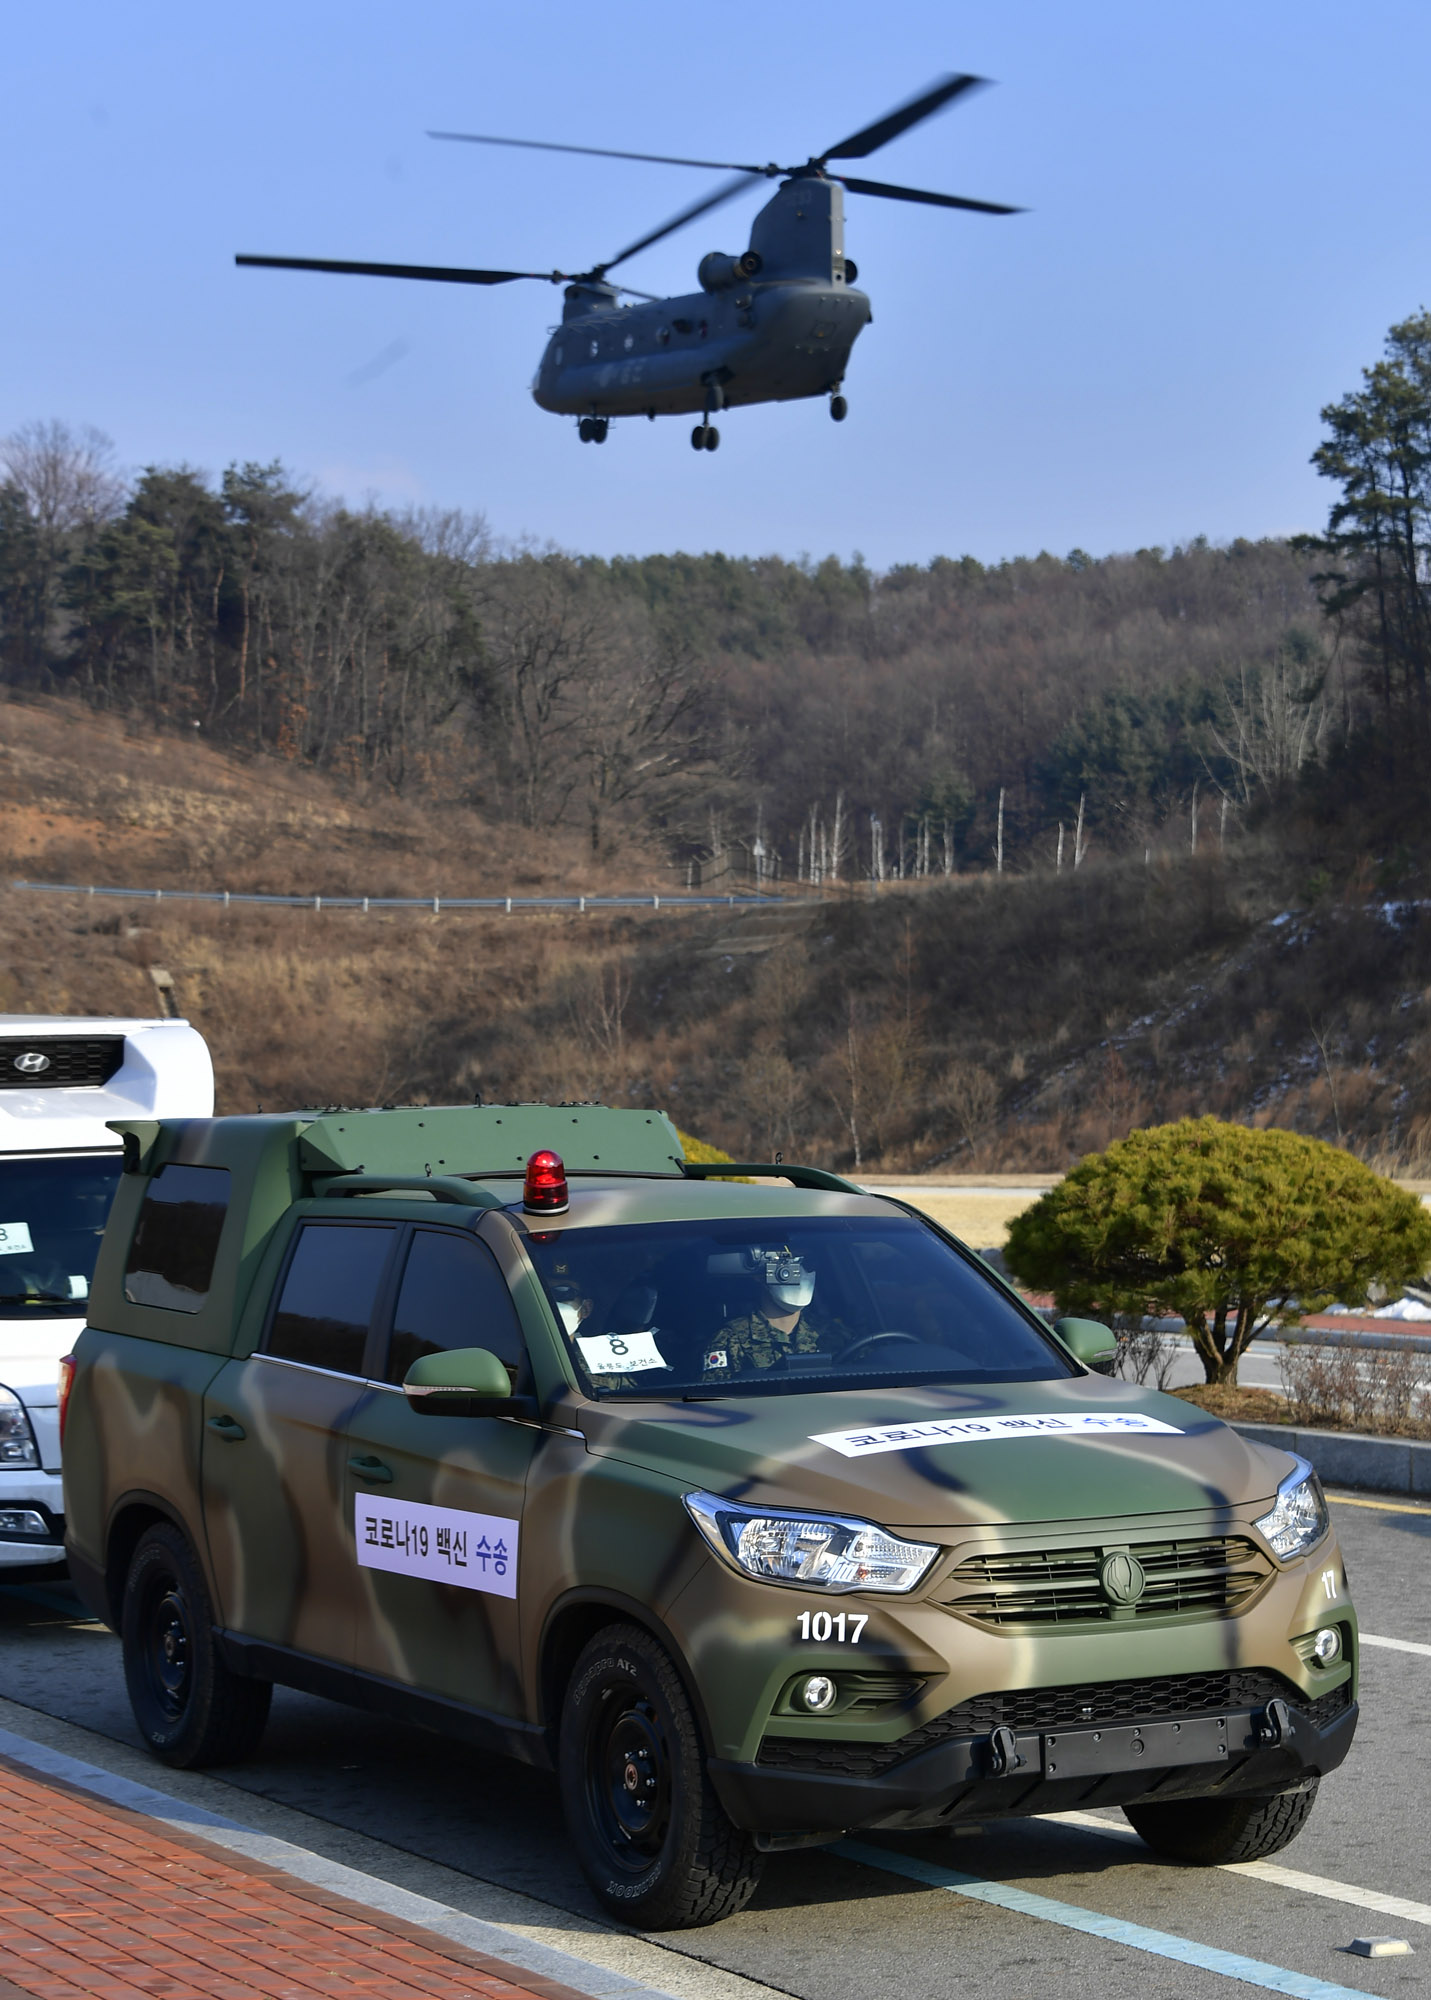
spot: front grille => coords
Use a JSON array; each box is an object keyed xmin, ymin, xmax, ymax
[
  {"xmin": 755, "ymin": 1670, "xmax": 1353, "ymax": 1779},
  {"xmin": 0, "ymin": 1036, "xmax": 125, "ymax": 1090},
  {"xmin": 940, "ymin": 1536, "xmax": 1272, "ymax": 1626}
]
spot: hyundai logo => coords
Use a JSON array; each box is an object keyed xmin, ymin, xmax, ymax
[
  {"xmin": 12, "ymin": 1051, "xmax": 51, "ymax": 1075},
  {"xmin": 1099, "ymin": 1551, "xmax": 1146, "ymax": 1607}
]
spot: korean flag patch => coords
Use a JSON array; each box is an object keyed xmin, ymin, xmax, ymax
[{"xmin": 703, "ymin": 1348, "xmax": 729, "ymax": 1370}]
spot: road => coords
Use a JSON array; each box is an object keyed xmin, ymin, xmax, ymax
[{"xmin": 1, "ymin": 1494, "xmax": 1428, "ymax": 2000}]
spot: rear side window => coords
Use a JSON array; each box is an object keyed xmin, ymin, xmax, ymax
[
  {"xmin": 124, "ymin": 1165, "xmax": 232, "ymax": 1313},
  {"xmin": 266, "ymin": 1223, "xmax": 395, "ymax": 1375},
  {"xmin": 385, "ymin": 1230, "xmax": 526, "ymax": 1387}
]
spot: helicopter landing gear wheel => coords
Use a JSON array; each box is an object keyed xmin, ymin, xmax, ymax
[
  {"xmin": 691, "ymin": 425, "xmax": 707, "ymax": 451},
  {"xmin": 704, "ymin": 425, "xmax": 720, "ymax": 451},
  {"xmin": 830, "ymin": 395, "xmax": 848, "ymax": 422},
  {"xmin": 592, "ymin": 418, "xmax": 608, "ymax": 443},
  {"xmin": 579, "ymin": 417, "xmax": 596, "ymax": 442}
]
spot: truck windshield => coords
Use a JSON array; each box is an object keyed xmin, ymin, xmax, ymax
[
  {"xmin": 527, "ymin": 1213, "xmax": 1073, "ymax": 1398},
  {"xmin": 0, "ymin": 1154, "xmax": 124, "ymax": 1316}
]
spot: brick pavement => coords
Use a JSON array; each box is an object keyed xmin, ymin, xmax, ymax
[{"xmin": 0, "ymin": 1755, "xmax": 598, "ymax": 2000}]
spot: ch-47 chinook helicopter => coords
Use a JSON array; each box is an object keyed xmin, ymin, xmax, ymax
[{"xmin": 237, "ymin": 74, "xmax": 1018, "ymax": 453}]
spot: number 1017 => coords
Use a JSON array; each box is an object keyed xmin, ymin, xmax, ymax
[{"xmin": 796, "ymin": 1610, "xmax": 868, "ymax": 1643}]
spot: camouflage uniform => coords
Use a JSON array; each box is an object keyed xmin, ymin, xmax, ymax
[{"xmin": 701, "ymin": 1308, "xmax": 841, "ymax": 1380}]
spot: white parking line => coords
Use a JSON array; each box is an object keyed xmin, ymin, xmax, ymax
[
  {"xmin": 1045, "ymin": 1810, "xmax": 1431, "ymax": 1928},
  {"xmin": 1360, "ymin": 1632, "xmax": 1431, "ymax": 1657}
]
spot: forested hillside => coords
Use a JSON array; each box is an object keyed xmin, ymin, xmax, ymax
[{"xmin": 0, "ymin": 423, "xmax": 1339, "ymax": 879}]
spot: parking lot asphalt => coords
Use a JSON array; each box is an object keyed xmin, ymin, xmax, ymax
[{"xmin": 0, "ymin": 1495, "xmax": 1427, "ymax": 2000}]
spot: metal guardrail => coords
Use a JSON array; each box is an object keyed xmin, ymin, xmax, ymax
[{"xmin": 10, "ymin": 879, "xmax": 800, "ymax": 915}]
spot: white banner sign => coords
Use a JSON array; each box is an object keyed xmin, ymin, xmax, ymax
[
  {"xmin": 576, "ymin": 1330, "xmax": 669, "ymax": 1375},
  {"xmin": 356, "ymin": 1494, "xmax": 518, "ymax": 1597},
  {"xmin": 811, "ymin": 1411, "xmax": 1184, "ymax": 1459}
]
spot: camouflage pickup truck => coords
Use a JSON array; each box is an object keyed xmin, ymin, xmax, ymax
[{"xmin": 63, "ymin": 1105, "xmax": 1357, "ymax": 1929}]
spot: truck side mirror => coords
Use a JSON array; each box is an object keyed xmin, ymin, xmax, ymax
[
  {"xmin": 1055, "ymin": 1317, "xmax": 1119, "ymax": 1374},
  {"xmin": 402, "ymin": 1346, "xmax": 530, "ymax": 1418}
]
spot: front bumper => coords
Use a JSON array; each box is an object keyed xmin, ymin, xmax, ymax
[
  {"xmin": 709, "ymin": 1679, "xmax": 1357, "ymax": 1834},
  {"xmin": 0, "ymin": 1469, "xmax": 64, "ymax": 1570}
]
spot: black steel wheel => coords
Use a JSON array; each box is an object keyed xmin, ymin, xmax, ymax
[
  {"xmin": 121, "ymin": 1522, "xmax": 271, "ymax": 1768},
  {"xmin": 830, "ymin": 395, "xmax": 848, "ymax": 422},
  {"xmin": 1125, "ymin": 1781, "xmax": 1319, "ymax": 1864},
  {"xmin": 704, "ymin": 426, "xmax": 720, "ymax": 451},
  {"xmin": 559, "ymin": 1623, "xmax": 762, "ymax": 1929},
  {"xmin": 691, "ymin": 425, "xmax": 707, "ymax": 450}
]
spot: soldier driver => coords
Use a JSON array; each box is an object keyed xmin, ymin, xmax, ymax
[{"xmin": 702, "ymin": 1247, "xmax": 844, "ymax": 1378}]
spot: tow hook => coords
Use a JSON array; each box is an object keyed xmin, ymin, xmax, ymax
[
  {"xmin": 1256, "ymin": 1697, "xmax": 1292, "ymax": 1747},
  {"xmin": 987, "ymin": 1725, "xmax": 1027, "ymax": 1776}
]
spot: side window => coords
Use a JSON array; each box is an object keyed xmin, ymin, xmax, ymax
[
  {"xmin": 266, "ymin": 1223, "xmax": 395, "ymax": 1375},
  {"xmin": 385, "ymin": 1230, "xmax": 526, "ymax": 1388},
  {"xmin": 124, "ymin": 1165, "xmax": 232, "ymax": 1313}
]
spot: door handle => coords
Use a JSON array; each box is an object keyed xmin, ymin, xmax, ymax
[
  {"xmin": 207, "ymin": 1415, "xmax": 246, "ymax": 1442},
  {"xmin": 347, "ymin": 1453, "xmax": 394, "ymax": 1483}
]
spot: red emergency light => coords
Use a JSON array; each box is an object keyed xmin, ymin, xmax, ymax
[{"xmin": 523, "ymin": 1149, "xmax": 569, "ymax": 1214}]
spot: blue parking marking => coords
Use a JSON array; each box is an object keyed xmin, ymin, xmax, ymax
[{"xmin": 836, "ymin": 1842, "xmax": 1376, "ymax": 2000}]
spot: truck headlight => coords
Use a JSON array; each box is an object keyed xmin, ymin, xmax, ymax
[
  {"xmin": 0, "ymin": 1387, "xmax": 40, "ymax": 1470},
  {"xmin": 684, "ymin": 1491, "xmax": 938, "ymax": 1594},
  {"xmin": 1254, "ymin": 1456, "xmax": 1329, "ymax": 1560}
]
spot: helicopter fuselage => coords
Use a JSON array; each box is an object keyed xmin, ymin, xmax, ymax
[
  {"xmin": 533, "ymin": 276, "xmax": 871, "ymax": 419},
  {"xmin": 532, "ymin": 172, "xmax": 871, "ymax": 424}
]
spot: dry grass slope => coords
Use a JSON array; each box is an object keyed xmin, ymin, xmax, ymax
[{"xmin": 3, "ymin": 693, "xmax": 1427, "ymax": 1172}]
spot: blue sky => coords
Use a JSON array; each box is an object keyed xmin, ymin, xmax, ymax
[{"xmin": 6, "ymin": 1, "xmax": 1429, "ymax": 568}]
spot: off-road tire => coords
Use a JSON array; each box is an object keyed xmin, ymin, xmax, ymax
[
  {"xmin": 559, "ymin": 1622, "xmax": 763, "ymax": 1929},
  {"xmin": 1124, "ymin": 1781, "xmax": 1319, "ymax": 1864},
  {"xmin": 121, "ymin": 1522, "xmax": 271, "ymax": 1768}
]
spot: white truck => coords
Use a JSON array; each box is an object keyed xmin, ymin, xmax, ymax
[{"xmin": 0, "ymin": 1015, "xmax": 214, "ymax": 1572}]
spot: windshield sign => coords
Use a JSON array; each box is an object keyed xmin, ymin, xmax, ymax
[
  {"xmin": 527, "ymin": 1214, "xmax": 1073, "ymax": 1398},
  {"xmin": 0, "ymin": 1154, "xmax": 123, "ymax": 1315}
]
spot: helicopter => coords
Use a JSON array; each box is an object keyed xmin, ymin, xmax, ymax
[{"xmin": 237, "ymin": 74, "xmax": 1019, "ymax": 453}]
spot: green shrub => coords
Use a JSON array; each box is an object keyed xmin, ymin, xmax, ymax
[
  {"xmin": 674, "ymin": 1128, "xmax": 750, "ymax": 1182},
  {"xmin": 1005, "ymin": 1117, "xmax": 1431, "ymax": 1384}
]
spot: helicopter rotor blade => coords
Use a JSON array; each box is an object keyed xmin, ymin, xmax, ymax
[
  {"xmin": 820, "ymin": 73, "xmax": 986, "ymax": 163},
  {"xmin": 236, "ymin": 254, "xmax": 556, "ymax": 285},
  {"xmin": 429, "ymin": 130, "xmax": 773, "ymax": 177},
  {"xmin": 834, "ymin": 174, "xmax": 1021, "ymax": 216},
  {"xmin": 601, "ymin": 172, "xmax": 761, "ymax": 274}
]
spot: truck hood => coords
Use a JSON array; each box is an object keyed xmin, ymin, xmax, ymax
[{"xmin": 578, "ymin": 1373, "xmax": 1295, "ymax": 1530}]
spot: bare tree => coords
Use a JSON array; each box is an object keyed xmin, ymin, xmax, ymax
[
  {"xmin": 578, "ymin": 607, "xmax": 713, "ymax": 854},
  {"xmin": 937, "ymin": 1058, "xmax": 1000, "ymax": 1154},
  {"xmin": 478, "ymin": 556, "xmax": 601, "ymax": 827},
  {"xmin": 1, "ymin": 419, "xmax": 126, "ymax": 540},
  {"xmin": 1210, "ymin": 648, "xmax": 1328, "ymax": 803}
]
